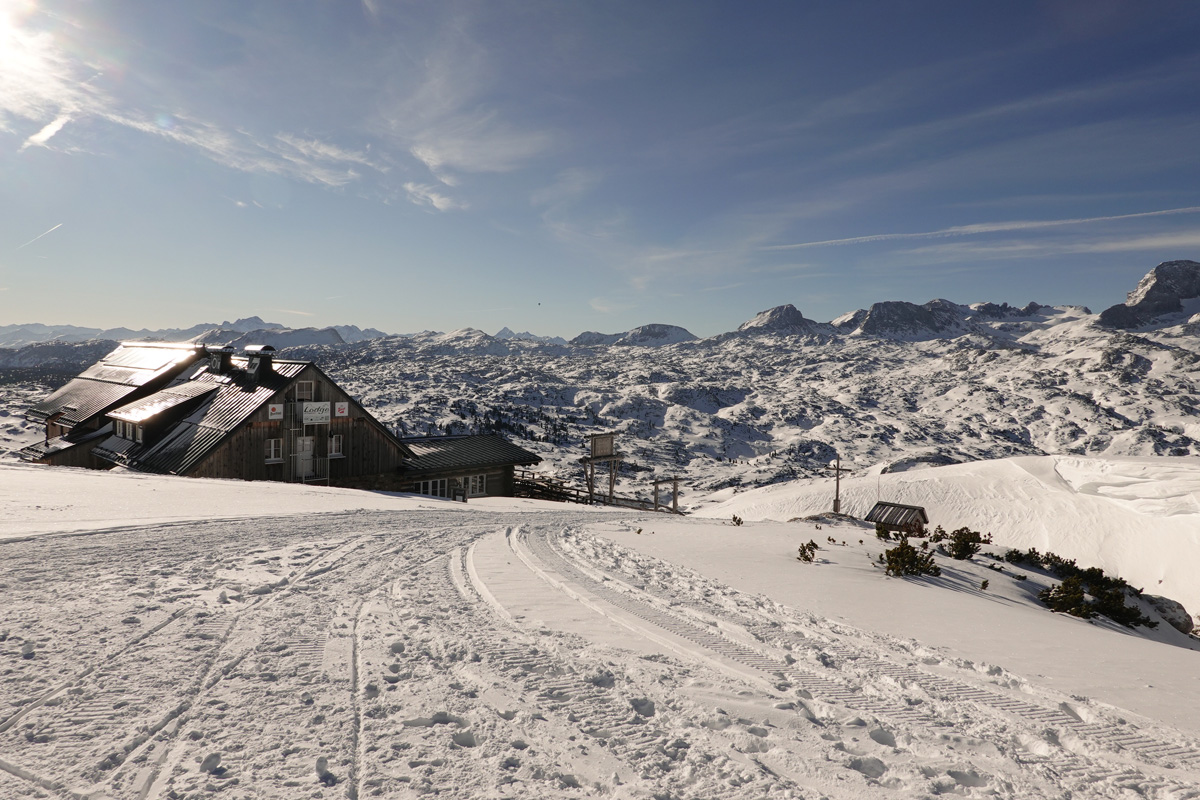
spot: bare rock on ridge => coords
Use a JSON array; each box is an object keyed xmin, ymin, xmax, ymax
[
  {"xmin": 1099, "ymin": 260, "xmax": 1200, "ymax": 329},
  {"xmin": 1145, "ymin": 595, "xmax": 1194, "ymax": 635},
  {"xmin": 737, "ymin": 304, "xmax": 828, "ymax": 335},
  {"xmin": 570, "ymin": 324, "xmax": 696, "ymax": 347},
  {"xmin": 836, "ymin": 299, "xmax": 969, "ymax": 339}
]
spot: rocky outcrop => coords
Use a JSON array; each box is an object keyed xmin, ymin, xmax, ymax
[
  {"xmin": 1145, "ymin": 595, "xmax": 1194, "ymax": 635},
  {"xmin": 839, "ymin": 299, "xmax": 969, "ymax": 339},
  {"xmin": 1099, "ymin": 260, "xmax": 1200, "ymax": 329},
  {"xmin": 970, "ymin": 301, "xmax": 1043, "ymax": 319},
  {"xmin": 570, "ymin": 324, "xmax": 696, "ymax": 347},
  {"xmin": 737, "ymin": 304, "xmax": 828, "ymax": 336},
  {"xmin": 616, "ymin": 324, "xmax": 697, "ymax": 346},
  {"xmin": 570, "ymin": 331, "xmax": 624, "ymax": 347}
]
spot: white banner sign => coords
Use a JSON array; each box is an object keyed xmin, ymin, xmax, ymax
[
  {"xmin": 334, "ymin": 401, "xmax": 349, "ymax": 418},
  {"xmin": 268, "ymin": 403, "xmax": 284, "ymax": 420},
  {"xmin": 302, "ymin": 401, "xmax": 330, "ymax": 425}
]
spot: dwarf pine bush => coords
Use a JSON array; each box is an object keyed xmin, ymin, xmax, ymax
[
  {"xmin": 796, "ymin": 540, "xmax": 819, "ymax": 563},
  {"xmin": 884, "ymin": 539, "xmax": 941, "ymax": 577},
  {"xmin": 1014, "ymin": 549, "xmax": 1158, "ymax": 628},
  {"xmin": 946, "ymin": 527, "xmax": 990, "ymax": 560}
]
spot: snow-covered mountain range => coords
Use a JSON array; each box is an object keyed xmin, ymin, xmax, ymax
[
  {"xmin": 5, "ymin": 260, "xmax": 1200, "ymax": 499},
  {"xmin": 251, "ymin": 261, "xmax": 1196, "ymax": 500},
  {"xmin": 0, "ymin": 316, "xmax": 391, "ymax": 349}
]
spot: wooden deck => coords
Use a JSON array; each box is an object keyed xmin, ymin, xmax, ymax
[{"xmin": 513, "ymin": 469, "xmax": 682, "ymax": 514}]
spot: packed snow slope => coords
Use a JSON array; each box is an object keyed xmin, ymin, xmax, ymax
[
  {"xmin": 698, "ymin": 454, "xmax": 1200, "ymax": 619},
  {"xmin": 1, "ymin": 465, "xmax": 1199, "ymax": 800}
]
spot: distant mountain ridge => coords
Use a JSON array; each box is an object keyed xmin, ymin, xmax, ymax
[
  {"xmin": 4, "ymin": 259, "xmax": 1197, "ymax": 352},
  {"xmin": 0, "ymin": 317, "xmax": 392, "ymax": 349},
  {"xmin": 570, "ymin": 324, "xmax": 697, "ymax": 347}
]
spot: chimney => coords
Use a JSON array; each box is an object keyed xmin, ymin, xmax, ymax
[
  {"xmin": 243, "ymin": 344, "xmax": 276, "ymax": 382},
  {"xmin": 205, "ymin": 344, "xmax": 236, "ymax": 374}
]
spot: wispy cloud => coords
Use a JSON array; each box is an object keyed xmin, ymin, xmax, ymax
[
  {"xmin": 20, "ymin": 112, "xmax": 70, "ymax": 149},
  {"xmin": 764, "ymin": 206, "xmax": 1200, "ymax": 250},
  {"xmin": 15, "ymin": 222, "xmax": 62, "ymax": 250},
  {"xmin": 404, "ymin": 182, "xmax": 466, "ymax": 212},
  {"xmin": 0, "ymin": 6, "xmax": 386, "ymax": 189},
  {"xmin": 374, "ymin": 11, "xmax": 554, "ymax": 195},
  {"xmin": 276, "ymin": 308, "xmax": 315, "ymax": 317},
  {"xmin": 902, "ymin": 230, "xmax": 1200, "ymax": 263}
]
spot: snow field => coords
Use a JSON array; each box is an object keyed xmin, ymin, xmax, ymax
[
  {"xmin": 697, "ymin": 454, "xmax": 1200, "ymax": 619},
  {"xmin": 1, "ymin": 465, "xmax": 1199, "ymax": 798}
]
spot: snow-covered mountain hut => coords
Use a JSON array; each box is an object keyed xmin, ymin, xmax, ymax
[
  {"xmin": 23, "ymin": 341, "xmax": 541, "ymax": 498},
  {"xmin": 87, "ymin": 345, "xmax": 411, "ymax": 485},
  {"xmin": 864, "ymin": 501, "xmax": 930, "ymax": 532}
]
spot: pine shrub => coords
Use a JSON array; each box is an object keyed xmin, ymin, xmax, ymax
[
  {"xmin": 947, "ymin": 527, "xmax": 988, "ymax": 560},
  {"xmin": 796, "ymin": 540, "xmax": 819, "ymax": 563},
  {"xmin": 884, "ymin": 539, "xmax": 941, "ymax": 577},
  {"xmin": 1039, "ymin": 576, "xmax": 1092, "ymax": 619}
]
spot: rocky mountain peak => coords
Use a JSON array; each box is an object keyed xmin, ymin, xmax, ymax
[
  {"xmin": 840, "ymin": 299, "xmax": 968, "ymax": 339},
  {"xmin": 1099, "ymin": 260, "xmax": 1200, "ymax": 329},
  {"xmin": 737, "ymin": 304, "xmax": 825, "ymax": 335}
]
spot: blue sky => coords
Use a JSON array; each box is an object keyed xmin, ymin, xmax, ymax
[{"xmin": 2, "ymin": 0, "xmax": 1200, "ymax": 338}]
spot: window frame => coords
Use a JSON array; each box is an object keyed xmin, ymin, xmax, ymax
[
  {"xmin": 329, "ymin": 433, "xmax": 343, "ymax": 458},
  {"xmin": 465, "ymin": 473, "xmax": 487, "ymax": 497},
  {"xmin": 295, "ymin": 380, "xmax": 314, "ymax": 401},
  {"xmin": 416, "ymin": 478, "xmax": 448, "ymax": 498},
  {"xmin": 265, "ymin": 438, "xmax": 284, "ymax": 463}
]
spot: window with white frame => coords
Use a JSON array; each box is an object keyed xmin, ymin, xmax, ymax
[
  {"xmin": 464, "ymin": 474, "xmax": 487, "ymax": 496},
  {"xmin": 265, "ymin": 438, "xmax": 283, "ymax": 463},
  {"xmin": 295, "ymin": 380, "xmax": 314, "ymax": 401},
  {"xmin": 135, "ymin": 425, "xmax": 143, "ymax": 444},
  {"xmin": 415, "ymin": 478, "xmax": 448, "ymax": 498},
  {"xmin": 329, "ymin": 434, "xmax": 343, "ymax": 457}
]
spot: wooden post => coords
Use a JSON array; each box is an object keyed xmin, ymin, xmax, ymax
[{"xmin": 672, "ymin": 478, "xmax": 679, "ymax": 513}]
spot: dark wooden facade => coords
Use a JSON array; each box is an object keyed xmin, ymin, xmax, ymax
[{"xmin": 187, "ymin": 364, "xmax": 407, "ymax": 483}]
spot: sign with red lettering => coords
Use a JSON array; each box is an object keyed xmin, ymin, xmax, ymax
[{"xmin": 334, "ymin": 401, "xmax": 349, "ymax": 418}]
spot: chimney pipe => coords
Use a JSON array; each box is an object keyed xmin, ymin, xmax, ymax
[
  {"xmin": 205, "ymin": 344, "xmax": 236, "ymax": 374},
  {"xmin": 243, "ymin": 344, "xmax": 276, "ymax": 382}
]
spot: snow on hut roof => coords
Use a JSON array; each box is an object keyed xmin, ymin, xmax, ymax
[{"xmin": 864, "ymin": 501, "xmax": 930, "ymax": 530}]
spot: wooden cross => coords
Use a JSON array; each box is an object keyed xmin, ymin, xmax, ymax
[{"xmin": 825, "ymin": 456, "xmax": 851, "ymax": 514}]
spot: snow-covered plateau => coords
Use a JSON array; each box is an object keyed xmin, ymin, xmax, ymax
[{"xmin": 0, "ymin": 462, "xmax": 1198, "ymax": 800}]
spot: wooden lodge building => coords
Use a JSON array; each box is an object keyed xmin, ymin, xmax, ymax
[{"xmin": 22, "ymin": 341, "xmax": 540, "ymax": 498}]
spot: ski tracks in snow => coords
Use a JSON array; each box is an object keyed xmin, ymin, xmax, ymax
[
  {"xmin": 537, "ymin": 525, "xmax": 1200, "ymax": 798},
  {"xmin": 3, "ymin": 508, "xmax": 1199, "ymax": 799}
]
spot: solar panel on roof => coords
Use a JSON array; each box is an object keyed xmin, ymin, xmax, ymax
[{"xmin": 102, "ymin": 345, "xmax": 196, "ymax": 371}]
